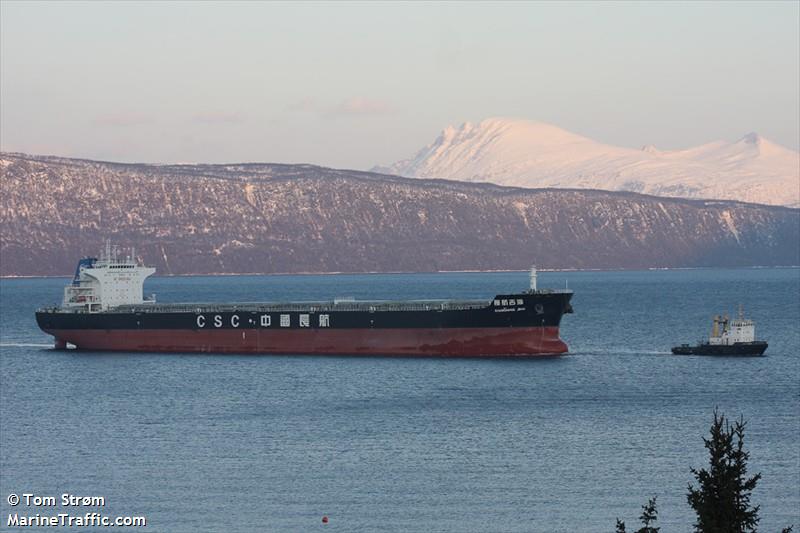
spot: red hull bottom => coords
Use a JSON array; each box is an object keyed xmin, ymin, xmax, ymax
[{"xmin": 45, "ymin": 327, "xmax": 568, "ymax": 357}]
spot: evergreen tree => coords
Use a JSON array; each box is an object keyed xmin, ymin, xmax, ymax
[
  {"xmin": 615, "ymin": 497, "xmax": 659, "ymax": 533},
  {"xmin": 687, "ymin": 409, "xmax": 761, "ymax": 533}
]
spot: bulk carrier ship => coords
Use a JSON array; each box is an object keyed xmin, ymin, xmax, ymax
[{"xmin": 36, "ymin": 245, "xmax": 574, "ymax": 357}]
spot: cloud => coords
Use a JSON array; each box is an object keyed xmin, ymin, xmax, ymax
[
  {"xmin": 328, "ymin": 97, "xmax": 393, "ymax": 117},
  {"xmin": 92, "ymin": 114, "xmax": 154, "ymax": 127},
  {"xmin": 190, "ymin": 112, "xmax": 245, "ymax": 125},
  {"xmin": 288, "ymin": 97, "xmax": 394, "ymax": 118},
  {"xmin": 287, "ymin": 98, "xmax": 318, "ymax": 113}
]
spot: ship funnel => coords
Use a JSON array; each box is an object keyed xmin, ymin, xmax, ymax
[{"xmin": 530, "ymin": 266, "xmax": 538, "ymax": 291}]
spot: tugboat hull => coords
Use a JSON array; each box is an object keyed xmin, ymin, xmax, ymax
[{"xmin": 671, "ymin": 341, "xmax": 768, "ymax": 356}]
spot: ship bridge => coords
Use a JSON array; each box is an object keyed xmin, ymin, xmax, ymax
[
  {"xmin": 708, "ymin": 307, "xmax": 756, "ymax": 346},
  {"xmin": 62, "ymin": 242, "xmax": 155, "ymax": 312}
]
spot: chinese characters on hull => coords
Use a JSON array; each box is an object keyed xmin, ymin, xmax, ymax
[{"xmin": 195, "ymin": 313, "xmax": 331, "ymax": 329}]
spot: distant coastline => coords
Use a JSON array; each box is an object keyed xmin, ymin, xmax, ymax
[{"xmin": 3, "ymin": 265, "xmax": 798, "ymax": 281}]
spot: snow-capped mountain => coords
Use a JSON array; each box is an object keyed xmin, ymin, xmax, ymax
[{"xmin": 375, "ymin": 118, "xmax": 800, "ymax": 207}]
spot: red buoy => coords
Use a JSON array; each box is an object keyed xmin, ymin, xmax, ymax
[{"xmin": 322, "ymin": 515, "xmax": 329, "ymax": 524}]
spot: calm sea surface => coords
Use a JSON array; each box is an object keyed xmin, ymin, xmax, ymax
[{"xmin": 1, "ymin": 269, "xmax": 798, "ymax": 532}]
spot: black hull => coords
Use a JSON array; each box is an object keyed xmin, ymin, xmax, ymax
[
  {"xmin": 671, "ymin": 341, "xmax": 768, "ymax": 356},
  {"xmin": 35, "ymin": 291, "xmax": 574, "ymax": 356},
  {"xmin": 37, "ymin": 292, "xmax": 572, "ymax": 331}
]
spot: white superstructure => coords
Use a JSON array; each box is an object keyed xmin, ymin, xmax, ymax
[
  {"xmin": 708, "ymin": 307, "xmax": 756, "ymax": 346},
  {"xmin": 529, "ymin": 266, "xmax": 538, "ymax": 291},
  {"xmin": 63, "ymin": 242, "xmax": 156, "ymax": 312}
]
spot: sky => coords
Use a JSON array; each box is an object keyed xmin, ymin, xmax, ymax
[{"xmin": 1, "ymin": 1, "xmax": 798, "ymax": 169}]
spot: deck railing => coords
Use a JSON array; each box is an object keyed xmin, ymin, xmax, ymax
[
  {"xmin": 38, "ymin": 289, "xmax": 571, "ymax": 314},
  {"xmin": 114, "ymin": 300, "xmax": 491, "ymax": 313}
]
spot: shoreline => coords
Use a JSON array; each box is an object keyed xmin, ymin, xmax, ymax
[{"xmin": 2, "ymin": 265, "xmax": 798, "ymax": 280}]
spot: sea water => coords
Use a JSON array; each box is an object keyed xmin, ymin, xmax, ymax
[{"xmin": 1, "ymin": 269, "xmax": 798, "ymax": 532}]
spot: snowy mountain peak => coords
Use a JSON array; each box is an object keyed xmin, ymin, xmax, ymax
[
  {"xmin": 440, "ymin": 124, "xmax": 458, "ymax": 141},
  {"xmin": 641, "ymin": 144, "xmax": 660, "ymax": 154},
  {"xmin": 376, "ymin": 118, "xmax": 799, "ymax": 207},
  {"xmin": 739, "ymin": 132, "xmax": 762, "ymax": 145},
  {"xmin": 469, "ymin": 117, "xmax": 591, "ymax": 144}
]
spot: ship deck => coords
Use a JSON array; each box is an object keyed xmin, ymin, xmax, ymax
[
  {"xmin": 41, "ymin": 298, "xmax": 493, "ymax": 314},
  {"xmin": 37, "ymin": 289, "xmax": 572, "ymax": 315}
]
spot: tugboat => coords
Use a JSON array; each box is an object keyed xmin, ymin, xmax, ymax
[{"xmin": 672, "ymin": 307, "xmax": 767, "ymax": 356}]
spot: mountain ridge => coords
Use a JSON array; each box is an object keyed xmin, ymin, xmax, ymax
[{"xmin": 1, "ymin": 152, "xmax": 798, "ymax": 277}]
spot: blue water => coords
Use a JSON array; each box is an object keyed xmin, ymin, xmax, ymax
[{"xmin": 1, "ymin": 269, "xmax": 798, "ymax": 532}]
